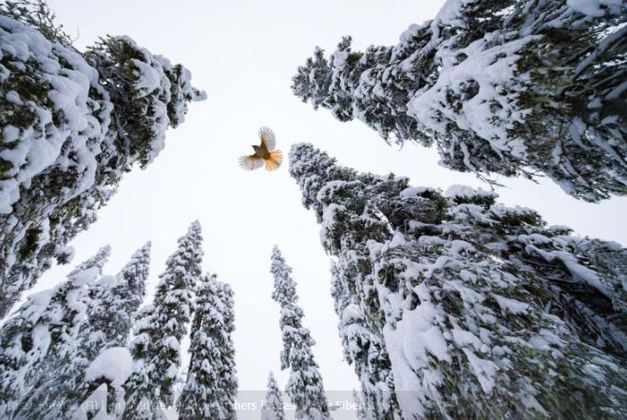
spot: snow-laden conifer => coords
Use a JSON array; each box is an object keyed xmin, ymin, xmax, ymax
[
  {"xmin": 261, "ymin": 372, "xmax": 285, "ymax": 420},
  {"xmin": 289, "ymin": 143, "xmax": 627, "ymax": 418},
  {"xmin": 83, "ymin": 243, "xmax": 152, "ymax": 355},
  {"xmin": 292, "ymin": 0, "xmax": 626, "ymax": 202},
  {"xmin": 0, "ymin": 1, "xmax": 205, "ymax": 318},
  {"xmin": 177, "ymin": 274, "xmax": 237, "ymax": 419},
  {"xmin": 0, "ymin": 246, "xmax": 111, "ymax": 419},
  {"xmin": 270, "ymin": 247, "xmax": 330, "ymax": 420},
  {"xmin": 123, "ymin": 222, "xmax": 203, "ymax": 419},
  {"xmin": 67, "ymin": 243, "xmax": 152, "ymax": 418},
  {"xmin": 331, "ymin": 262, "xmax": 401, "ymax": 419},
  {"xmin": 0, "ymin": 243, "xmax": 151, "ymax": 419}
]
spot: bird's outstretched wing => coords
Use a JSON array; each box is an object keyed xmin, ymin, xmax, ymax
[
  {"xmin": 258, "ymin": 127, "xmax": 276, "ymax": 151},
  {"xmin": 239, "ymin": 154, "xmax": 264, "ymax": 170}
]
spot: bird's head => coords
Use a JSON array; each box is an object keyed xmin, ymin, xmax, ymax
[{"xmin": 252, "ymin": 145, "xmax": 261, "ymax": 152}]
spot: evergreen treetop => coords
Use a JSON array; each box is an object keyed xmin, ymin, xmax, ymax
[
  {"xmin": 270, "ymin": 246, "xmax": 331, "ymax": 420},
  {"xmin": 123, "ymin": 222, "xmax": 203, "ymax": 420},
  {"xmin": 177, "ymin": 273, "xmax": 238, "ymax": 420},
  {"xmin": 292, "ymin": 0, "xmax": 626, "ymax": 202},
  {"xmin": 261, "ymin": 371, "xmax": 285, "ymax": 420}
]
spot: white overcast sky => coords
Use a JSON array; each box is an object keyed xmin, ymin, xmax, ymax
[{"xmin": 26, "ymin": 0, "xmax": 626, "ymax": 406}]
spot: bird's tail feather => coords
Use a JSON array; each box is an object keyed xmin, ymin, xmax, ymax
[{"xmin": 265, "ymin": 150, "xmax": 283, "ymax": 171}]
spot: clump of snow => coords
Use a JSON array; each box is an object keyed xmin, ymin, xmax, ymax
[
  {"xmin": 132, "ymin": 59, "xmax": 162, "ymax": 95},
  {"xmin": 493, "ymin": 294, "xmax": 530, "ymax": 315},
  {"xmin": 400, "ymin": 186, "xmax": 436, "ymax": 198},
  {"xmin": 444, "ymin": 184, "xmax": 495, "ymax": 199},
  {"xmin": 85, "ymin": 347, "xmax": 132, "ymax": 387},
  {"xmin": 462, "ymin": 348, "xmax": 499, "ymax": 393},
  {"xmin": 433, "ymin": 0, "xmax": 476, "ymax": 27},
  {"xmin": 567, "ymin": 0, "xmax": 622, "ymax": 16}
]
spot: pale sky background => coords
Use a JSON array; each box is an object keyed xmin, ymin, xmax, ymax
[{"xmin": 20, "ymin": 0, "xmax": 627, "ymax": 416}]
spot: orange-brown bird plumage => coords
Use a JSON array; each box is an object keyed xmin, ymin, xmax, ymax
[{"xmin": 239, "ymin": 127, "xmax": 283, "ymax": 171}]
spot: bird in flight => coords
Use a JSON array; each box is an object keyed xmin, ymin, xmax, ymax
[{"xmin": 239, "ymin": 127, "xmax": 283, "ymax": 171}]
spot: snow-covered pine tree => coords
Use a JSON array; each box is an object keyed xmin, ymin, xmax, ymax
[
  {"xmin": 261, "ymin": 372, "xmax": 285, "ymax": 420},
  {"xmin": 270, "ymin": 246, "xmax": 330, "ymax": 420},
  {"xmin": 0, "ymin": 0, "xmax": 205, "ymax": 318},
  {"xmin": 123, "ymin": 222, "xmax": 203, "ymax": 419},
  {"xmin": 331, "ymin": 262, "xmax": 401, "ymax": 419},
  {"xmin": 292, "ymin": 0, "xmax": 626, "ymax": 202},
  {"xmin": 0, "ymin": 246, "xmax": 111, "ymax": 419},
  {"xmin": 98, "ymin": 242, "xmax": 152, "ymax": 347},
  {"xmin": 177, "ymin": 274, "xmax": 237, "ymax": 420},
  {"xmin": 66, "ymin": 243, "xmax": 152, "ymax": 418},
  {"xmin": 289, "ymin": 143, "xmax": 627, "ymax": 418},
  {"xmin": 0, "ymin": 243, "xmax": 151, "ymax": 419}
]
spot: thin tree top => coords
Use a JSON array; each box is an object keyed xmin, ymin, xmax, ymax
[{"xmin": 270, "ymin": 246, "xmax": 302, "ymax": 308}]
